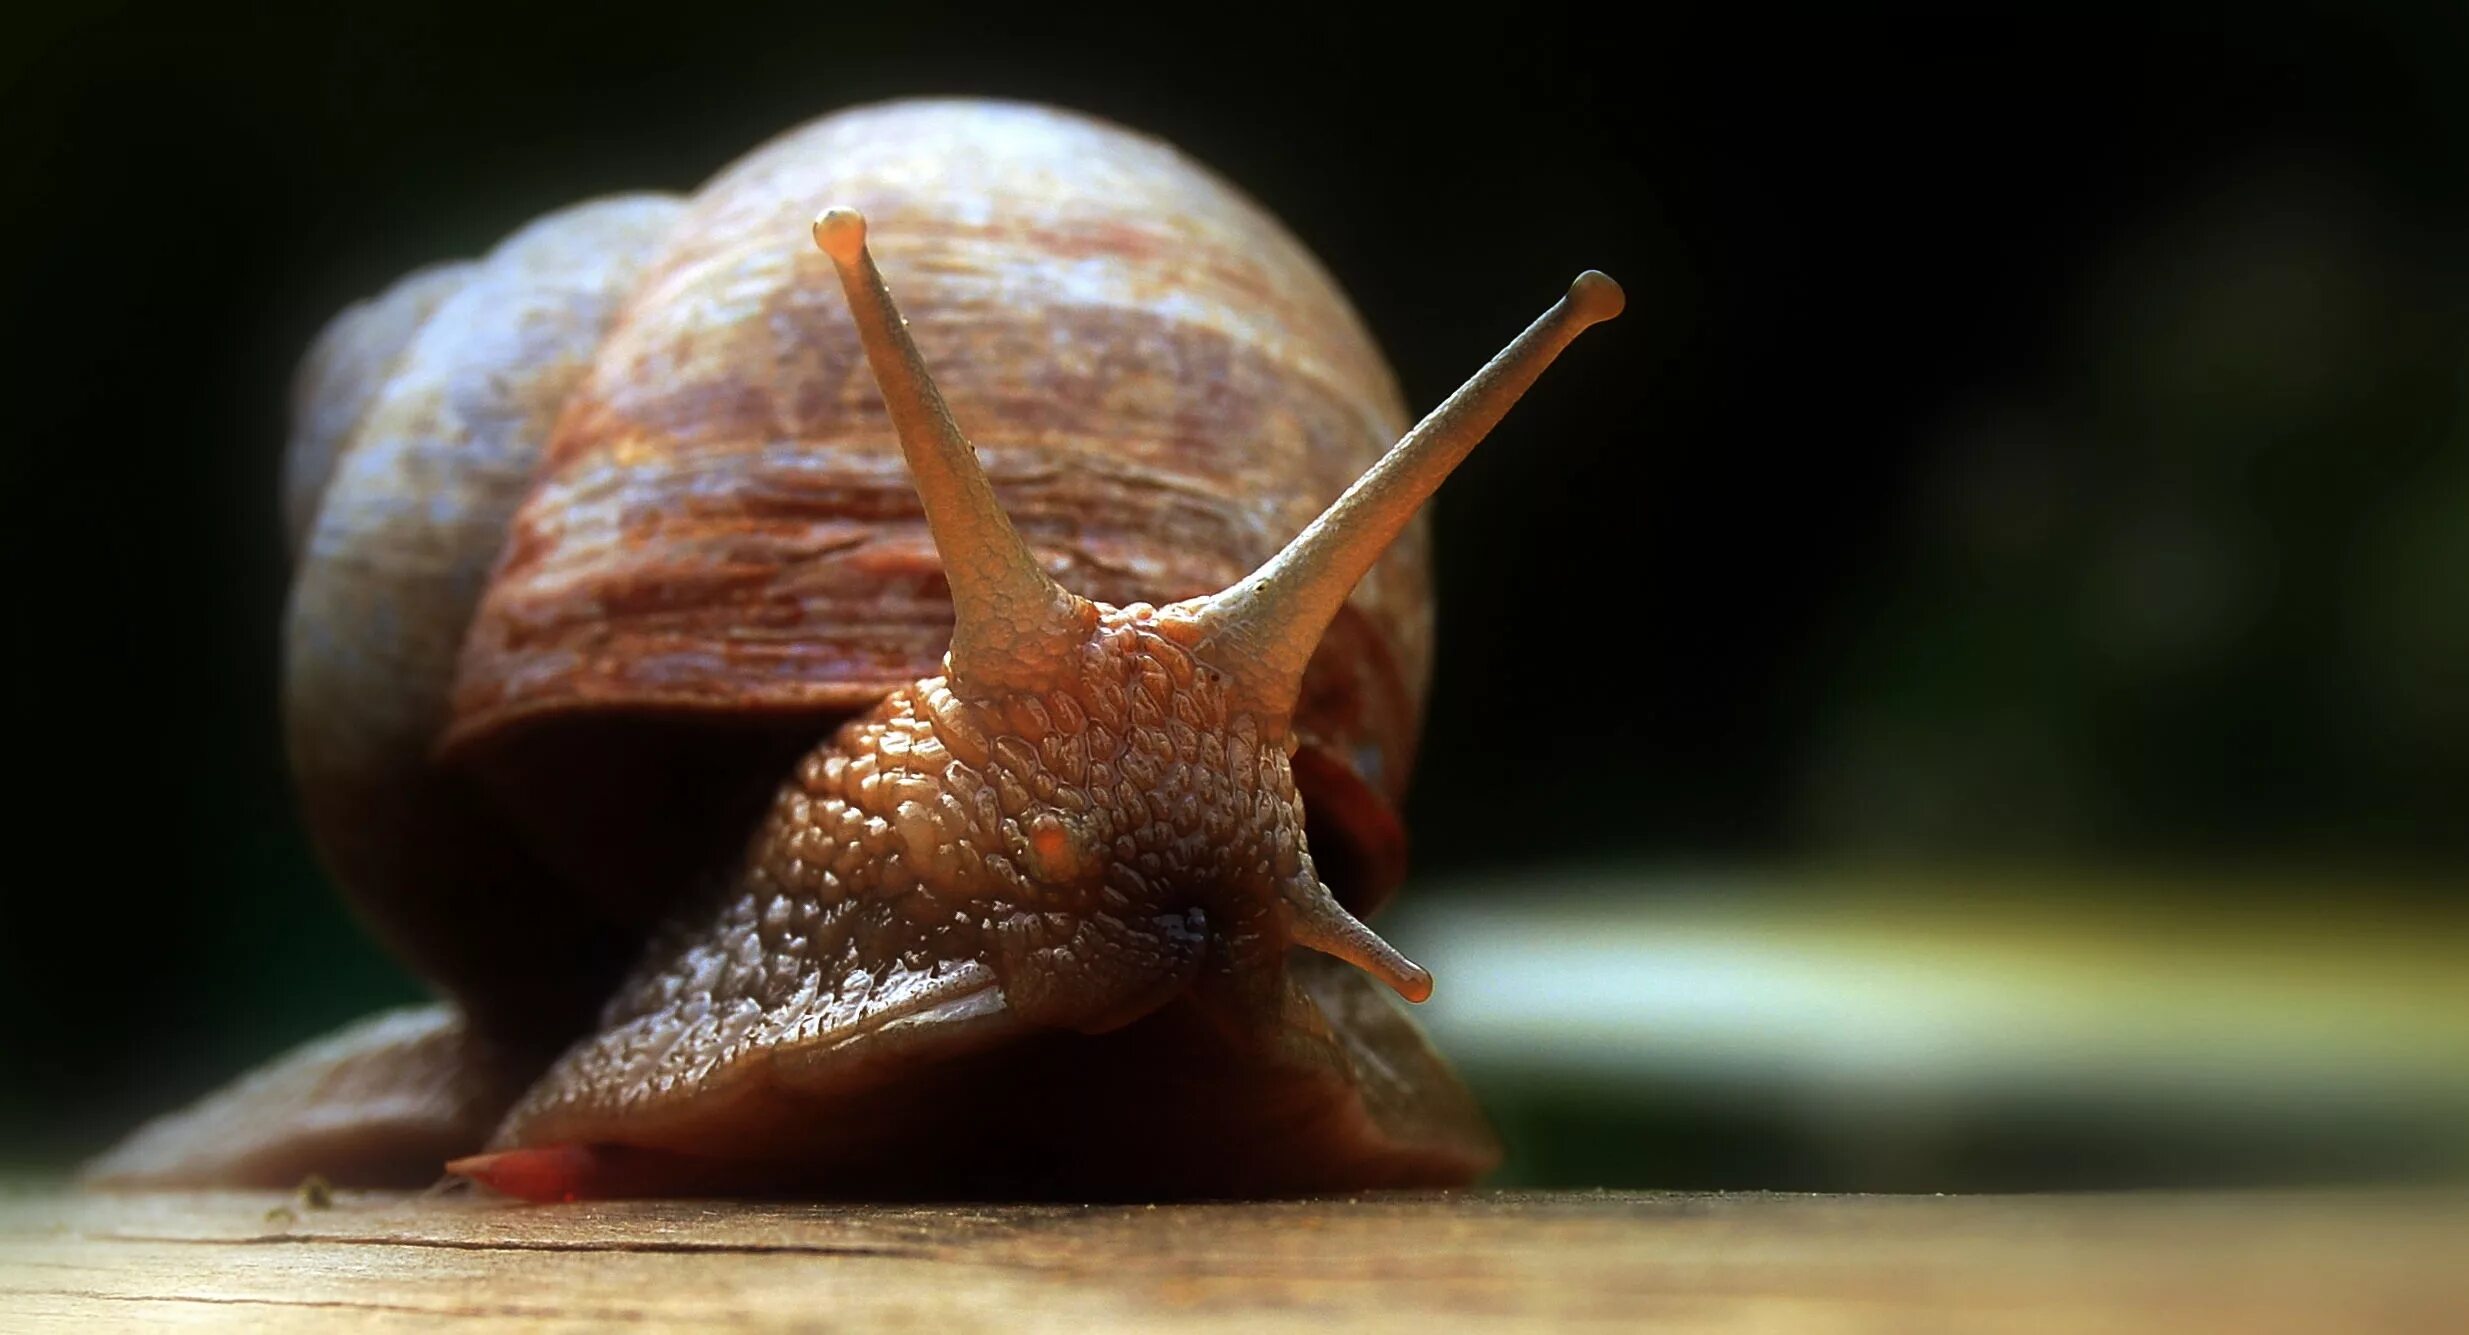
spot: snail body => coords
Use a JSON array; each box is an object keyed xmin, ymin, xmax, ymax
[{"xmin": 91, "ymin": 99, "xmax": 1618, "ymax": 1199}]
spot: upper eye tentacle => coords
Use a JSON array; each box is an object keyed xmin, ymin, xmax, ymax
[
  {"xmin": 813, "ymin": 207, "xmax": 1096, "ymax": 696},
  {"xmin": 817, "ymin": 207, "xmax": 1622, "ymax": 1005}
]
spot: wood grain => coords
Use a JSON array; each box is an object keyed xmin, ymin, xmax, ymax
[{"xmin": 3, "ymin": 1188, "xmax": 2461, "ymax": 1332}]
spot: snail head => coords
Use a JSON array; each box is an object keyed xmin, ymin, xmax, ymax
[{"xmin": 810, "ymin": 207, "xmax": 1621, "ymax": 1015}]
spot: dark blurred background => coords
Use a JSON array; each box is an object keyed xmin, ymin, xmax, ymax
[{"xmin": 5, "ymin": 2, "xmax": 2464, "ymax": 1189}]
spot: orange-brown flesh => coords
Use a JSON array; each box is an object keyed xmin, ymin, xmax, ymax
[
  {"xmin": 443, "ymin": 1144, "xmax": 726, "ymax": 1203},
  {"xmin": 812, "ymin": 204, "xmax": 1097, "ymax": 696},
  {"xmin": 473, "ymin": 958, "xmax": 1493, "ymax": 1201},
  {"xmin": 484, "ymin": 605, "xmax": 1489, "ymax": 1194}
]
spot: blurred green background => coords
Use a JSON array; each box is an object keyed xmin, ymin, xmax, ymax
[{"xmin": 5, "ymin": 1, "xmax": 2464, "ymax": 1189}]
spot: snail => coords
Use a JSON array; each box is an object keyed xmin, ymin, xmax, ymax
[{"xmin": 88, "ymin": 98, "xmax": 1619, "ymax": 1200}]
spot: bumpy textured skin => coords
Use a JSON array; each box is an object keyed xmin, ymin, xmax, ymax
[
  {"xmin": 512, "ymin": 608, "xmax": 1300, "ymax": 1124},
  {"xmin": 440, "ymin": 99, "xmax": 1423, "ymax": 924},
  {"xmin": 493, "ymin": 608, "xmax": 1495, "ymax": 1193},
  {"xmin": 474, "ymin": 956, "xmax": 1494, "ymax": 1199}
]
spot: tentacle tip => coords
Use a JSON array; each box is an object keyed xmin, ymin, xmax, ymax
[
  {"xmin": 811, "ymin": 207, "xmax": 869, "ymax": 265},
  {"xmin": 1350, "ymin": 945, "xmax": 1434, "ymax": 1003},
  {"xmin": 1287, "ymin": 890, "xmax": 1439, "ymax": 1003},
  {"xmin": 1569, "ymin": 270, "xmax": 1625, "ymax": 324},
  {"xmin": 1389, "ymin": 963, "xmax": 1436, "ymax": 1004}
]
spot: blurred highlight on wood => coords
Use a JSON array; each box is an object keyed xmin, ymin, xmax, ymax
[
  {"xmin": 4, "ymin": 1188, "xmax": 2464, "ymax": 1331},
  {"xmin": 1388, "ymin": 874, "xmax": 2469, "ymax": 1189}
]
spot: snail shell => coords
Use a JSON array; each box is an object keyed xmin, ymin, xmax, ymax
[
  {"xmin": 87, "ymin": 98, "xmax": 1619, "ymax": 1198},
  {"xmin": 311, "ymin": 101, "xmax": 1423, "ymax": 1024}
]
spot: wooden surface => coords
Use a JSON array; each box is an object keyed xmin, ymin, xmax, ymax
[{"xmin": 3, "ymin": 1187, "xmax": 2463, "ymax": 1332}]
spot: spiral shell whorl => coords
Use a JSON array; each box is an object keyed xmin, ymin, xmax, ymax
[{"xmin": 440, "ymin": 99, "xmax": 1431, "ymax": 934}]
